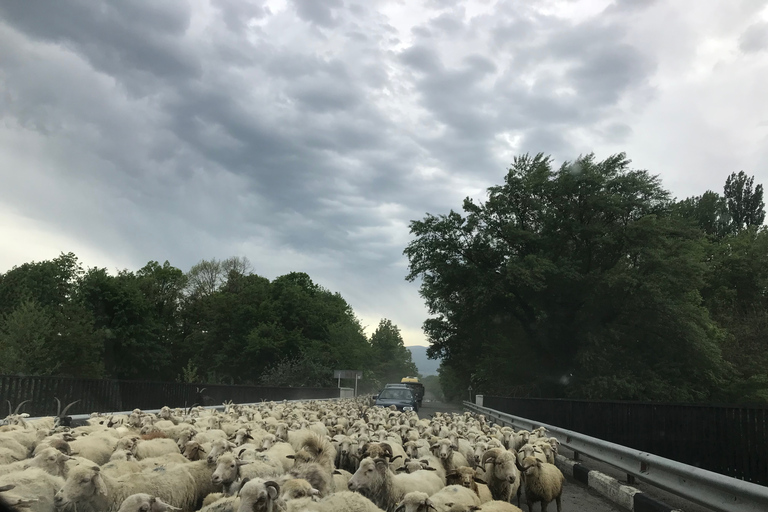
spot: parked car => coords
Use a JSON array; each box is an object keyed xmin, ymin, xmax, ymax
[{"xmin": 374, "ymin": 387, "xmax": 419, "ymax": 412}]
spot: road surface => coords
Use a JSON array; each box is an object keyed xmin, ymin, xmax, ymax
[{"xmin": 418, "ymin": 401, "xmax": 626, "ymax": 512}]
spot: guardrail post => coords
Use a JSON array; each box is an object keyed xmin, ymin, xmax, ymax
[
  {"xmin": 627, "ymin": 474, "xmax": 636, "ymax": 485},
  {"xmin": 573, "ymin": 451, "xmax": 581, "ymax": 461}
]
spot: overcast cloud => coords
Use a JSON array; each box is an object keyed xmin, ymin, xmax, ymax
[{"xmin": 1, "ymin": 0, "xmax": 767, "ymax": 345}]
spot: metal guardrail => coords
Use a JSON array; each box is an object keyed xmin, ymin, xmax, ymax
[
  {"xmin": 464, "ymin": 401, "xmax": 768, "ymax": 512},
  {"xmin": 13, "ymin": 396, "xmax": 349, "ymax": 425}
]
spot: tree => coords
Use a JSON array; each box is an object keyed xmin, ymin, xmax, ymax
[
  {"xmin": 186, "ymin": 258, "xmax": 225, "ymax": 298},
  {"xmin": 0, "ymin": 299, "xmax": 57, "ymax": 375},
  {"xmin": 369, "ymin": 319, "xmax": 418, "ymax": 385},
  {"xmin": 673, "ymin": 191, "xmax": 731, "ymax": 238},
  {"xmin": 406, "ymin": 153, "xmax": 726, "ymax": 401},
  {"xmin": 724, "ymin": 171, "xmax": 765, "ymax": 231}
]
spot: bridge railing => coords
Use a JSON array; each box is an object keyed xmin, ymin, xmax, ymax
[
  {"xmin": 464, "ymin": 401, "xmax": 768, "ymax": 512},
  {"xmin": 0, "ymin": 374, "xmax": 341, "ymax": 417}
]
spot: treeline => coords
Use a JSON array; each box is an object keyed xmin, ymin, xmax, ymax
[
  {"xmin": 0, "ymin": 256, "xmax": 417, "ymax": 389},
  {"xmin": 406, "ymin": 153, "xmax": 768, "ymax": 403}
]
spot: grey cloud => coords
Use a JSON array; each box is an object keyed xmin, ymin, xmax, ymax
[
  {"xmin": 290, "ymin": 0, "xmax": 344, "ymax": 27},
  {"xmin": 4, "ymin": 0, "xmax": 745, "ymax": 347},
  {"xmin": 740, "ymin": 21, "xmax": 768, "ymax": 53}
]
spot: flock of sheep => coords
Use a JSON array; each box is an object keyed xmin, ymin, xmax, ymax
[{"xmin": 0, "ymin": 397, "xmax": 564, "ymax": 512}]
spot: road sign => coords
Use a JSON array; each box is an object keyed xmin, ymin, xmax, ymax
[{"xmin": 333, "ymin": 370, "xmax": 362, "ymax": 379}]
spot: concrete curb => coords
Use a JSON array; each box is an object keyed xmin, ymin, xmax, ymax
[{"xmin": 555, "ymin": 454, "xmax": 683, "ymax": 512}]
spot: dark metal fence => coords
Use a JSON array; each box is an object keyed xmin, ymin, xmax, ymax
[
  {"xmin": 0, "ymin": 375, "xmax": 340, "ymax": 417},
  {"xmin": 483, "ymin": 396, "xmax": 768, "ymax": 486}
]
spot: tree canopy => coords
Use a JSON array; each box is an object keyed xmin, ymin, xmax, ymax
[
  {"xmin": 406, "ymin": 153, "xmax": 767, "ymax": 403},
  {"xmin": 0, "ymin": 256, "xmax": 415, "ymax": 388}
]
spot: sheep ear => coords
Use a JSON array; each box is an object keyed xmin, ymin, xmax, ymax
[
  {"xmin": 310, "ymin": 488, "xmax": 320, "ymax": 496},
  {"xmin": 536, "ymin": 460, "xmax": 543, "ymax": 467},
  {"xmin": 395, "ymin": 467, "xmax": 407, "ymax": 472},
  {"xmin": 285, "ymin": 455, "xmax": 295, "ymax": 459},
  {"xmin": 424, "ymin": 466, "xmax": 436, "ymax": 471},
  {"xmin": 93, "ymin": 473, "xmax": 108, "ymax": 496},
  {"xmin": 264, "ymin": 481, "xmax": 280, "ymax": 500},
  {"xmin": 0, "ymin": 484, "xmax": 15, "ymax": 492}
]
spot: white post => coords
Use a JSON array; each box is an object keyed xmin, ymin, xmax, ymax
[{"xmin": 354, "ymin": 373, "xmax": 359, "ymax": 397}]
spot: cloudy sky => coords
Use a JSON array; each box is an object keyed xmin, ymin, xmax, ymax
[{"xmin": 1, "ymin": 0, "xmax": 767, "ymax": 346}]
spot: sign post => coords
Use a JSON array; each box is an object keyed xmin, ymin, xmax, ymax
[{"xmin": 334, "ymin": 370, "xmax": 363, "ymax": 396}]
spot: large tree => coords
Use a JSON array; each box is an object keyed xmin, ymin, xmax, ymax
[
  {"xmin": 723, "ymin": 171, "xmax": 765, "ymax": 231},
  {"xmin": 406, "ymin": 153, "xmax": 726, "ymax": 401}
]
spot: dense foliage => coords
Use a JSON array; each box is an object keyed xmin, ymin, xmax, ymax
[
  {"xmin": 406, "ymin": 154, "xmax": 768, "ymax": 403},
  {"xmin": 0, "ymin": 256, "xmax": 417, "ymax": 388}
]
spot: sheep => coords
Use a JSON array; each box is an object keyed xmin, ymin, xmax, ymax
[
  {"xmin": 431, "ymin": 439, "xmax": 469, "ymax": 473},
  {"xmin": 516, "ymin": 444, "xmax": 546, "ymax": 466},
  {"xmin": 279, "ymin": 478, "xmax": 319, "ymax": 502},
  {"xmin": 54, "ymin": 463, "xmax": 201, "ymax": 512},
  {"xmin": 0, "ymin": 468, "xmax": 64, "ymax": 512},
  {"xmin": 445, "ymin": 466, "xmax": 493, "ymax": 503},
  {"xmin": 347, "ymin": 457, "xmax": 444, "ymax": 512},
  {"xmin": 250, "ymin": 441, "xmax": 294, "ymax": 472},
  {"xmin": 235, "ymin": 478, "xmax": 283, "ymax": 512},
  {"xmin": 1, "ymin": 447, "xmax": 71, "ymax": 478},
  {"xmin": 395, "ymin": 486, "xmax": 480, "ymax": 512},
  {"xmin": 0, "ymin": 437, "xmax": 28, "ymax": 462},
  {"xmin": 334, "ymin": 436, "xmax": 359, "ymax": 473},
  {"xmin": 363, "ymin": 442, "xmax": 407, "ymax": 471},
  {"xmin": 331, "ymin": 468, "xmax": 353, "ymax": 491},
  {"xmin": 480, "ymin": 449, "xmax": 521, "ymax": 506},
  {"xmin": 285, "ymin": 490, "xmax": 383, "ymax": 512},
  {"xmin": 447, "ymin": 502, "xmax": 523, "ymax": 512},
  {"xmin": 287, "ymin": 458, "xmax": 334, "ymax": 498},
  {"xmin": 133, "ymin": 438, "xmax": 181, "ymax": 460},
  {"xmin": 117, "ymin": 493, "xmax": 181, "ymax": 512},
  {"xmin": 519, "ymin": 457, "xmax": 563, "ymax": 512},
  {"xmin": 533, "ymin": 442, "xmax": 555, "ymax": 465},
  {"xmin": 0, "ymin": 484, "xmax": 40, "ymax": 510},
  {"xmin": 69, "ymin": 434, "xmax": 119, "ymax": 465},
  {"xmin": 207, "ymin": 439, "xmax": 236, "ymax": 463},
  {"xmin": 211, "ymin": 453, "xmax": 281, "ymax": 496}
]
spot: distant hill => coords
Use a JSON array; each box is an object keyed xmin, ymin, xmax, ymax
[{"xmin": 407, "ymin": 345, "xmax": 441, "ymax": 376}]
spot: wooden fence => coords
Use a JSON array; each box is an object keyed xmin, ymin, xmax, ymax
[
  {"xmin": 0, "ymin": 375, "xmax": 340, "ymax": 417},
  {"xmin": 484, "ymin": 395, "xmax": 768, "ymax": 486}
]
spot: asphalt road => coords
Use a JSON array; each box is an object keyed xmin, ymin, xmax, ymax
[{"xmin": 419, "ymin": 401, "xmax": 626, "ymax": 512}]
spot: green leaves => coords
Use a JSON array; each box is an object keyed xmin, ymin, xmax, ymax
[{"xmin": 406, "ymin": 152, "xmax": 731, "ymax": 402}]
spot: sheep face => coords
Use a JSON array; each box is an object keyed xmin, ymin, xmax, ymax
[
  {"xmin": 404, "ymin": 441, "xmax": 420, "ymax": 459},
  {"xmin": 393, "ymin": 491, "xmax": 432, "ymax": 512},
  {"xmin": 520, "ymin": 456, "xmax": 542, "ymax": 478},
  {"xmin": 347, "ymin": 457, "xmax": 388, "ymax": 493},
  {"xmin": 182, "ymin": 441, "xmax": 206, "ymax": 461},
  {"xmin": 446, "ymin": 467, "xmax": 477, "ymax": 490},
  {"xmin": 55, "ymin": 465, "xmax": 108, "ymax": 510},
  {"xmin": 237, "ymin": 478, "xmax": 281, "ymax": 512},
  {"xmin": 207, "ymin": 439, "xmax": 235, "ymax": 464},
  {"xmin": 338, "ymin": 437, "xmax": 354, "ymax": 457},
  {"xmin": 117, "ymin": 493, "xmax": 180, "ymax": 512},
  {"xmin": 484, "ymin": 450, "xmax": 519, "ymax": 485},
  {"xmin": 279, "ymin": 478, "xmax": 319, "ymax": 501},
  {"xmin": 233, "ymin": 429, "xmax": 252, "ymax": 446},
  {"xmin": 432, "ymin": 439, "xmax": 456, "ymax": 461},
  {"xmin": 27, "ymin": 447, "xmax": 71, "ymax": 477},
  {"xmin": 212, "ymin": 454, "xmax": 248, "ymax": 486}
]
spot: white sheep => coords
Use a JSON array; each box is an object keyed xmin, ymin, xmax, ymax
[
  {"xmin": 133, "ymin": 438, "xmax": 181, "ymax": 460},
  {"xmin": 431, "ymin": 438, "xmax": 470, "ymax": 473},
  {"xmin": 480, "ymin": 448, "xmax": 521, "ymax": 506},
  {"xmin": 519, "ymin": 456, "xmax": 563, "ymax": 512},
  {"xmin": 285, "ymin": 490, "xmax": 382, "ymax": 512},
  {"xmin": 117, "ymin": 493, "xmax": 181, "ymax": 512},
  {"xmin": 396, "ymin": 485, "xmax": 480, "ymax": 512},
  {"xmin": 54, "ymin": 462, "xmax": 206, "ymax": 512},
  {"xmin": 0, "ymin": 468, "xmax": 64, "ymax": 512},
  {"xmin": 347, "ymin": 457, "xmax": 444, "ymax": 512},
  {"xmin": 211, "ymin": 453, "xmax": 281, "ymax": 496},
  {"xmin": 235, "ymin": 478, "xmax": 283, "ymax": 512}
]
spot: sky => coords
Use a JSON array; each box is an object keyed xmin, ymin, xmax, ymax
[{"xmin": 1, "ymin": 0, "xmax": 767, "ymax": 346}]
